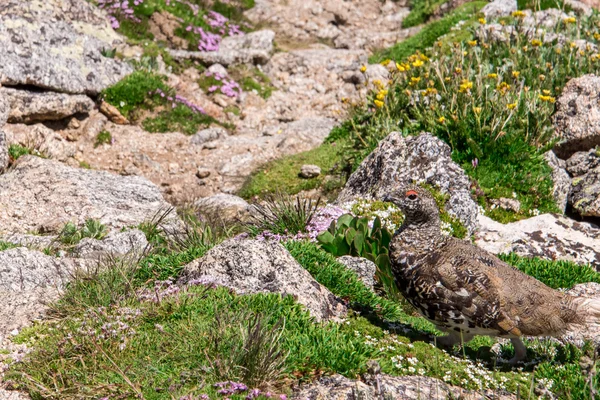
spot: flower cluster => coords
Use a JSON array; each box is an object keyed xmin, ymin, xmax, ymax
[
  {"xmin": 210, "ymin": 382, "xmax": 287, "ymax": 400},
  {"xmin": 76, "ymin": 307, "xmax": 141, "ymax": 351},
  {"xmin": 137, "ymin": 278, "xmax": 182, "ymax": 303},
  {"xmin": 97, "ymin": 0, "xmax": 144, "ymax": 29},
  {"xmin": 205, "ymin": 71, "xmax": 242, "ymax": 98},
  {"xmin": 185, "ymin": 10, "xmax": 244, "ymax": 52},
  {"xmin": 150, "ymin": 88, "xmax": 207, "ymax": 114}
]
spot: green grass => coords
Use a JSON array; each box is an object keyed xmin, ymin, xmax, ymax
[
  {"xmin": 0, "ymin": 241, "xmax": 17, "ymax": 252},
  {"xmin": 8, "ymin": 144, "xmax": 43, "ymax": 161},
  {"xmin": 402, "ymin": 0, "xmax": 449, "ymax": 28},
  {"xmin": 142, "ymin": 104, "xmax": 217, "ymax": 135},
  {"xmin": 371, "ymin": 1, "xmax": 487, "ymax": 63},
  {"xmin": 94, "ymin": 130, "xmax": 112, "ymax": 148},
  {"xmin": 101, "ymin": 71, "xmax": 169, "ymax": 119},
  {"xmin": 58, "ymin": 219, "xmax": 108, "ymax": 246},
  {"xmin": 239, "ymin": 141, "xmax": 347, "ymax": 199}
]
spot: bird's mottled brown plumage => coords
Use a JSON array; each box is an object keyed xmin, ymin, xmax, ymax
[{"xmin": 386, "ymin": 185, "xmax": 598, "ymax": 363}]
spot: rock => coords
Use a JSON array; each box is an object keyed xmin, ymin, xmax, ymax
[
  {"xmin": 0, "ymin": 156, "xmax": 176, "ymax": 235},
  {"xmin": 565, "ymin": 0, "xmax": 593, "ymax": 16},
  {"xmin": 178, "ymin": 238, "xmax": 347, "ymax": 321},
  {"xmin": 194, "ymin": 194, "xmax": 250, "ymax": 224},
  {"xmin": 148, "ymin": 11, "xmax": 189, "ymax": 49},
  {"xmin": 365, "ymin": 64, "xmax": 390, "ymax": 90},
  {"xmin": 491, "ymin": 197, "xmax": 521, "ymax": 213},
  {"xmin": 99, "ymin": 100, "xmax": 129, "ymax": 125},
  {"xmin": 274, "ymin": 117, "xmax": 337, "ymax": 155},
  {"xmin": 563, "ymin": 282, "xmax": 600, "ymax": 345},
  {"xmin": 0, "ymin": 0, "xmax": 133, "ymax": 95},
  {"xmin": 207, "ymin": 63, "xmax": 228, "ymax": 77},
  {"xmin": 167, "ymin": 30, "xmax": 275, "ymax": 66},
  {"xmin": 1, "ymin": 88, "xmax": 95, "ymax": 124},
  {"xmin": 0, "ymin": 233, "xmax": 56, "ymax": 251},
  {"xmin": 481, "ymin": 0, "xmax": 517, "ymax": 17},
  {"xmin": 190, "ymin": 127, "xmax": 228, "ymax": 145},
  {"xmin": 544, "ymin": 150, "xmax": 571, "ymax": 213},
  {"xmin": 553, "ymin": 75, "xmax": 600, "ymax": 159},
  {"xmin": 337, "ymin": 132, "xmax": 479, "ymax": 235},
  {"xmin": 476, "ymin": 213, "xmax": 600, "ymax": 267},
  {"xmin": 337, "ymin": 256, "xmax": 377, "ymax": 289},
  {"xmin": 0, "ymin": 96, "xmax": 8, "ymax": 173},
  {"xmin": 299, "ymin": 164, "xmax": 321, "ymax": 179},
  {"xmin": 196, "ymin": 167, "xmax": 211, "ymax": 179},
  {"xmin": 72, "ymin": 229, "xmax": 149, "ymax": 260},
  {"xmin": 565, "ymin": 148, "xmax": 600, "ymax": 177},
  {"xmin": 0, "ymin": 247, "xmax": 89, "ymax": 338},
  {"xmin": 292, "ymin": 373, "xmax": 516, "ymax": 400},
  {"xmin": 570, "ymin": 166, "xmax": 600, "ymax": 217},
  {"xmin": 4, "ymin": 124, "xmax": 76, "ymax": 161}
]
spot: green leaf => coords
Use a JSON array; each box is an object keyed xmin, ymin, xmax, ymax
[
  {"xmin": 345, "ymin": 228, "xmax": 357, "ymax": 246},
  {"xmin": 337, "ymin": 214, "xmax": 354, "ymax": 229},
  {"xmin": 353, "ymin": 232, "xmax": 365, "ymax": 255},
  {"xmin": 317, "ymin": 230, "xmax": 335, "ymax": 245}
]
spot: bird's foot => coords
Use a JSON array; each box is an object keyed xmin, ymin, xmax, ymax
[
  {"xmin": 435, "ymin": 331, "xmax": 474, "ymax": 348},
  {"xmin": 507, "ymin": 337, "xmax": 527, "ymax": 365}
]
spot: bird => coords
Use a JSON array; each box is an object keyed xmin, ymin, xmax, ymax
[{"xmin": 384, "ymin": 185, "xmax": 600, "ymax": 364}]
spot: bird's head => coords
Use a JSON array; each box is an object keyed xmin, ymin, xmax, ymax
[{"xmin": 383, "ymin": 185, "xmax": 440, "ymax": 225}]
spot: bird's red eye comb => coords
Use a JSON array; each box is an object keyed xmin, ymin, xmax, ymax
[{"xmin": 406, "ymin": 190, "xmax": 418, "ymax": 197}]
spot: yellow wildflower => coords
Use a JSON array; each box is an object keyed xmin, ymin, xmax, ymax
[
  {"xmin": 531, "ymin": 39, "xmax": 542, "ymax": 47},
  {"xmin": 419, "ymin": 53, "xmax": 429, "ymax": 62},
  {"xmin": 522, "ymin": 45, "xmax": 528, "ymax": 52},
  {"xmin": 376, "ymin": 92, "xmax": 386, "ymax": 101},
  {"xmin": 410, "ymin": 76, "xmax": 422, "ymax": 86},
  {"xmin": 412, "ymin": 59, "xmax": 424, "ymax": 67},
  {"xmin": 380, "ymin": 59, "xmax": 391, "ymax": 66},
  {"xmin": 463, "ymin": 51, "xmax": 468, "ymax": 55},
  {"xmin": 487, "ymin": 73, "xmax": 498, "ymax": 79},
  {"xmin": 570, "ymin": 42, "xmax": 577, "ymax": 48},
  {"xmin": 479, "ymin": 17, "xmax": 486, "ymax": 24},
  {"xmin": 564, "ymin": 17, "xmax": 577, "ymax": 24},
  {"xmin": 539, "ymin": 74, "xmax": 546, "ymax": 81},
  {"xmin": 512, "ymin": 71, "xmax": 520, "ymax": 78},
  {"xmin": 512, "ymin": 10, "xmax": 525, "ymax": 18},
  {"xmin": 438, "ymin": 116, "xmax": 446, "ymax": 123},
  {"xmin": 468, "ymin": 40, "xmax": 478, "ymax": 47},
  {"xmin": 542, "ymin": 89, "xmax": 551, "ymax": 95},
  {"xmin": 473, "ymin": 106, "xmax": 482, "ymax": 114},
  {"xmin": 500, "ymin": 20, "xmax": 506, "ymax": 26},
  {"xmin": 396, "ymin": 62, "xmax": 410, "ymax": 72},
  {"xmin": 374, "ymin": 99, "xmax": 385, "ymax": 108},
  {"xmin": 455, "ymin": 67, "xmax": 462, "ymax": 74},
  {"xmin": 539, "ymin": 94, "xmax": 556, "ymax": 103},
  {"xmin": 594, "ymin": 33, "xmax": 600, "ymax": 40},
  {"xmin": 372, "ymin": 79, "xmax": 384, "ymax": 89},
  {"xmin": 422, "ymin": 87, "xmax": 438, "ymax": 96},
  {"xmin": 555, "ymin": 47, "xmax": 562, "ymax": 54},
  {"xmin": 459, "ymin": 79, "xmax": 473, "ymax": 93},
  {"xmin": 497, "ymin": 81, "xmax": 511, "ymax": 94},
  {"xmin": 444, "ymin": 77, "xmax": 451, "ymax": 82},
  {"xmin": 360, "ymin": 65, "xmax": 367, "ymax": 73},
  {"xmin": 507, "ymin": 102, "xmax": 518, "ymax": 110}
]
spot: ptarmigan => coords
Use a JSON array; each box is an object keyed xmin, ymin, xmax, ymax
[{"xmin": 385, "ymin": 185, "xmax": 600, "ymax": 364}]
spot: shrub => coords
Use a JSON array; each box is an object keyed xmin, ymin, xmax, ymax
[{"xmin": 142, "ymin": 104, "xmax": 217, "ymax": 134}]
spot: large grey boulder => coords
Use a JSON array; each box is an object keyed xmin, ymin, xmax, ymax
[
  {"xmin": 1, "ymin": 88, "xmax": 95, "ymax": 123},
  {"xmin": 292, "ymin": 373, "xmax": 516, "ymax": 400},
  {"xmin": 0, "ymin": 247, "xmax": 89, "ymax": 339},
  {"xmin": 476, "ymin": 214, "xmax": 600, "ymax": 267},
  {"xmin": 544, "ymin": 150, "xmax": 571, "ymax": 213},
  {"xmin": 570, "ymin": 166, "xmax": 600, "ymax": 217},
  {"xmin": 5, "ymin": 123, "xmax": 76, "ymax": 161},
  {"xmin": 337, "ymin": 132, "xmax": 479, "ymax": 235},
  {"xmin": 481, "ymin": 0, "xmax": 517, "ymax": 18},
  {"xmin": 0, "ymin": 156, "xmax": 176, "ymax": 235},
  {"xmin": 167, "ymin": 30, "xmax": 275, "ymax": 66},
  {"xmin": 566, "ymin": 148, "xmax": 600, "ymax": 177},
  {"xmin": 0, "ymin": 0, "xmax": 132, "ymax": 95},
  {"xmin": 194, "ymin": 194, "xmax": 250, "ymax": 224},
  {"xmin": 178, "ymin": 238, "xmax": 347, "ymax": 321},
  {"xmin": 553, "ymin": 75, "xmax": 600, "ymax": 159},
  {"xmin": 337, "ymin": 256, "xmax": 377, "ymax": 290},
  {"xmin": 73, "ymin": 229, "xmax": 149, "ymax": 260}
]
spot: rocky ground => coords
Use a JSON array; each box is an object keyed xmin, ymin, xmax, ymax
[{"xmin": 2, "ymin": 0, "xmax": 600, "ymax": 399}]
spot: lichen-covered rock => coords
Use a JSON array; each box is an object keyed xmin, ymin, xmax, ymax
[
  {"xmin": 563, "ymin": 282, "xmax": 600, "ymax": 345},
  {"xmin": 566, "ymin": 148, "xmax": 600, "ymax": 177},
  {"xmin": 553, "ymin": 75, "xmax": 600, "ymax": 158},
  {"xmin": 544, "ymin": 150, "xmax": 571, "ymax": 213},
  {"xmin": 148, "ymin": 11, "xmax": 189, "ymax": 49},
  {"xmin": 0, "ymin": 156, "xmax": 176, "ymax": 235},
  {"xmin": 178, "ymin": 238, "xmax": 347, "ymax": 321},
  {"xmin": 0, "ymin": 0, "xmax": 132, "ymax": 95},
  {"xmin": 481, "ymin": 0, "xmax": 517, "ymax": 18},
  {"xmin": 570, "ymin": 166, "xmax": 600, "ymax": 217},
  {"xmin": 337, "ymin": 256, "xmax": 377, "ymax": 289},
  {"xmin": 0, "ymin": 247, "xmax": 89, "ymax": 339},
  {"xmin": 194, "ymin": 194, "xmax": 250, "ymax": 224},
  {"xmin": 337, "ymin": 132, "xmax": 479, "ymax": 235},
  {"xmin": 190, "ymin": 127, "xmax": 229, "ymax": 145},
  {"xmin": 1, "ymin": 88, "xmax": 95, "ymax": 123},
  {"xmin": 168, "ymin": 30, "xmax": 275, "ymax": 66},
  {"xmin": 73, "ymin": 229, "xmax": 149, "ymax": 260},
  {"xmin": 476, "ymin": 214, "xmax": 600, "ymax": 267},
  {"xmin": 292, "ymin": 373, "xmax": 516, "ymax": 400}
]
